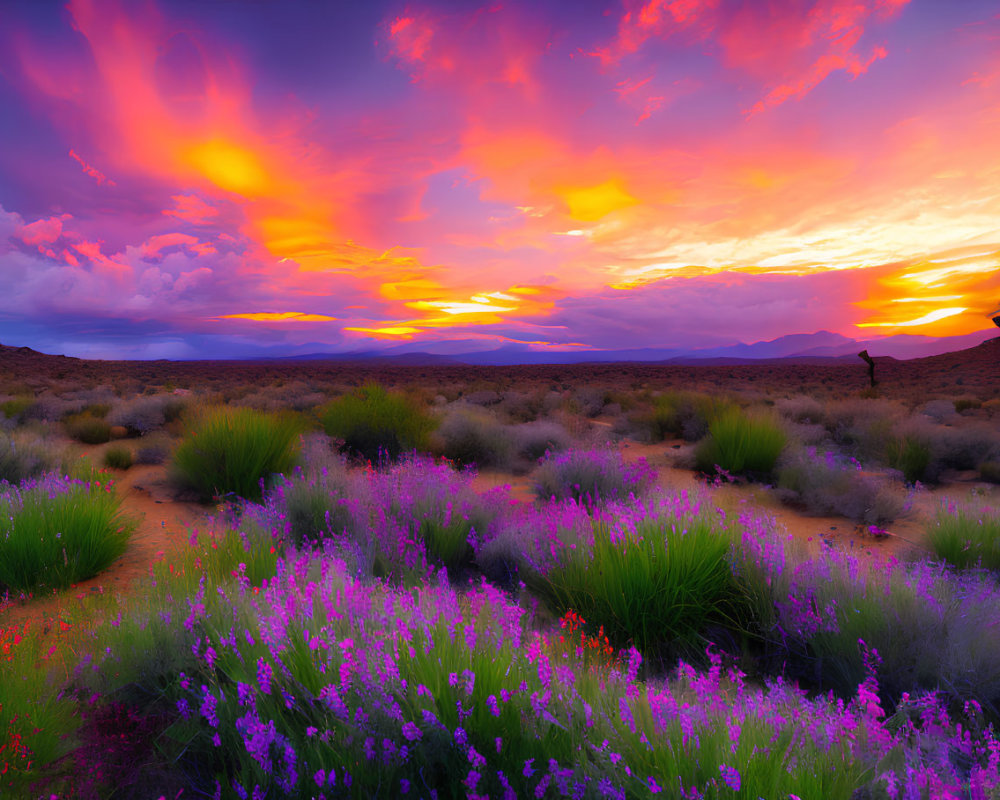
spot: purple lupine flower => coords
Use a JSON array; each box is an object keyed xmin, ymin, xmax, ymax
[
  {"xmin": 402, "ymin": 721, "xmax": 422, "ymax": 741},
  {"xmin": 200, "ymin": 686, "xmax": 219, "ymax": 727},
  {"xmin": 718, "ymin": 764, "xmax": 741, "ymax": 791},
  {"xmin": 524, "ymin": 759, "xmax": 536, "ymax": 778},
  {"xmin": 487, "ymin": 694, "xmax": 500, "ymax": 717},
  {"xmin": 257, "ymin": 657, "xmax": 272, "ymax": 695}
]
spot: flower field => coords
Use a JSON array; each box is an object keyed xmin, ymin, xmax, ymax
[{"xmin": 2, "ymin": 444, "xmax": 1000, "ymax": 798}]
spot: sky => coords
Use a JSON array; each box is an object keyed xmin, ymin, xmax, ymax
[{"xmin": 0, "ymin": 0, "xmax": 998, "ymax": 360}]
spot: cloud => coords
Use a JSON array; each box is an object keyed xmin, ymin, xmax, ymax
[
  {"xmin": 164, "ymin": 194, "xmax": 220, "ymax": 224},
  {"xmin": 593, "ymin": 0, "xmax": 911, "ymax": 115},
  {"xmin": 69, "ymin": 149, "xmax": 116, "ymax": 186},
  {"xmin": 17, "ymin": 214, "xmax": 71, "ymax": 248}
]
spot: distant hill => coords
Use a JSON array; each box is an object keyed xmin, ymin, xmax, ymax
[{"xmin": 2, "ymin": 328, "xmax": 996, "ymax": 368}]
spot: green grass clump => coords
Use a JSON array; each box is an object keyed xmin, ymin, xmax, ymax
[
  {"xmin": 0, "ymin": 479, "xmax": 138, "ymax": 593},
  {"xmin": 0, "ymin": 432, "xmax": 59, "ymax": 484},
  {"xmin": 64, "ymin": 412, "xmax": 111, "ymax": 444},
  {"xmin": 694, "ymin": 409, "xmax": 787, "ymax": 480},
  {"xmin": 929, "ymin": 504, "xmax": 1000, "ymax": 571},
  {"xmin": 320, "ymin": 383, "xmax": 435, "ymax": 463},
  {"xmin": 644, "ymin": 391, "xmax": 738, "ymax": 442},
  {"xmin": 530, "ymin": 515, "xmax": 750, "ymax": 662},
  {"xmin": 886, "ymin": 434, "xmax": 931, "ymax": 484},
  {"xmin": 171, "ymin": 406, "xmax": 301, "ymax": 502},
  {"xmin": 102, "ymin": 445, "xmax": 133, "ymax": 471},
  {"xmin": 0, "ymin": 396, "xmax": 34, "ymax": 422}
]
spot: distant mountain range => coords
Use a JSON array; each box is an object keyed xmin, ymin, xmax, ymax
[{"xmin": 258, "ymin": 328, "xmax": 999, "ymax": 366}]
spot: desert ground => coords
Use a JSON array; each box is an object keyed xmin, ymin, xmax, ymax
[{"xmin": 1, "ymin": 337, "xmax": 999, "ymax": 798}]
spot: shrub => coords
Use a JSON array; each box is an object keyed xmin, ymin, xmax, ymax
[
  {"xmin": 955, "ymin": 397, "xmax": 982, "ymax": 413},
  {"xmin": 435, "ymin": 407, "xmax": 513, "ymax": 469},
  {"xmin": 980, "ymin": 462, "xmax": 1000, "ymax": 484},
  {"xmin": 102, "ymin": 445, "xmax": 133, "ymax": 471},
  {"xmin": 775, "ymin": 395, "xmax": 825, "ymax": 424},
  {"xmin": 320, "ymin": 383, "xmax": 435, "ymax": 463},
  {"xmin": 777, "ymin": 447, "xmax": 904, "ymax": 524},
  {"xmin": 267, "ymin": 470, "xmax": 365, "ymax": 546},
  {"xmin": 107, "ymin": 395, "xmax": 180, "ymax": 436},
  {"xmin": 0, "ymin": 432, "xmax": 60, "ymax": 484},
  {"xmin": 0, "ymin": 396, "xmax": 34, "ymax": 423},
  {"xmin": 170, "ymin": 406, "xmax": 302, "ymax": 502},
  {"xmin": 694, "ymin": 409, "xmax": 787, "ymax": 480},
  {"xmin": 511, "ymin": 419, "xmax": 571, "ymax": 462},
  {"xmin": 378, "ymin": 457, "xmax": 500, "ymax": 572},
  {"xmin": 0, "ymin": 475, "xmax": 137, "ymax": 593},
  {"xmin": 761, "ymin": 534, "xmax": 1000, "ymax": 714},
  {"xmin": 824, "ymin": 398, "xmax": 904, "ymax": 462},
  {"xmin": 526, "ymin": 497, "xmax": 760, "ymax": 662},
  {"xmin": 64, "ymin": 412, "xmax": 111, "ymax": 444},
  {"xmin": 929, "ymin": 503, "xmax": 1000, "ymax": 571},
  {"xmin": 639, "ymin": 391, "xmax": 737, "ymax": 443},
  {"xmin": 534, "ymin": 448, "xmax": 656, "ymax": 504},
  {"xmin": 886, "ymin": 434, "xmax": 932, "ymax": 484}
]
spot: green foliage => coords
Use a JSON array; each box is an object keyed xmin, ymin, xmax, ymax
[
  {"xmin": 279, "ymin": 475, "xmax": 361, "ymax": 546},
  {"xmin": 929, "ymin": 505, "xmax": 1000, "ymax": 571},
  {"xmin": 0, "ymin": 624, "xmax": 80, "ymax": 795},
  {"xmin": 320, "ymin": 383, "xmax": 435, "ymax": 463},
  {"xmin": 82, "ymin": 402, "xmax": 111, "ymax": 418},
  {"xmin": 694, "ymin": 409, "xmax": 787, "ymax": 479},
  {"xmin": 530, "ymin": 516, "xmax": 751, "ymax": 661},
  {"xmin": 0, "ymin": 396, "xmax": 34, "ymax": 422},
  {"xmin": 102, "ymin": 445, "xmax": 133, "ymax": 471},
  {"xmin": 0, "ymin": 432, "xmax": 59, "ymax": 484},
  {"xmin": 643, "ymin": 391, "xmax": 738, "ymax": 442},
  {"xmin": 64, "ymin": 412, "xmax": 112, "ymax": 444},
  {"xmin": 436, "ymin": 407, "xmax": 513, "ymax": 469},
  {"xmin": 886, "ymin": 434, "xmax": 931, "ymax": 484},
  {"xmin": 170, "ymin": 406, "xmax": 302, "ymax": 502},
  {"xmin": 0, "ymin": 480, "xmax": 138, "ymax": 593}
]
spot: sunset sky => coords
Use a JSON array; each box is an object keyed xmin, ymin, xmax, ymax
[{"xmin": 0, "ymin": 0, "xmax": 998, "ymax": 359}]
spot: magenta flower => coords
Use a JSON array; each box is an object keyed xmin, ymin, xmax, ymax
[{"xmin": 719, "ymin": 764, "xmax": 741, "ymax": 792}]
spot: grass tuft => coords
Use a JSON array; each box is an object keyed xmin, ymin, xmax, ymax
[
  {"xmin": 320, "ymin": 383, "xmax": 435, "ymax": 464},
  {"xmin": 694, "ymin": 408, "xmax": 787, "ymax": 480},
  {"xmin": 929, "ymin": 503, "xmax": 1000, "ymax": 571},
  {"xmin": 102, "ymin": 445, "xmax": 133, "ymax": 471},
  {"xmin": 170, "ymin": 406, "xmax": 301, "ymax": 502},
  {"xmin": 529, "ymin": 504, "xmax": 754, "ymax": 662},
  {"xmin": 0, "ymin": 476, "xmax": 137, "ymax": 593},
  {"xmin": 64, "ymin": 412, "xmax": 111, "ymax": 444}
]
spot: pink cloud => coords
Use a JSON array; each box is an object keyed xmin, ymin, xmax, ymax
[
  {"xmin": 140, "ymin": 232, "xmax": 199, "ymax": 258},
  {"xmin": 594, "ymin": 0, "xmax": 911, "ymax": 115},
  {"xmin": 69, "ymin": 149, "xmax": 116, "ymax": 186},
  {"xmin": 164, "ymin": 193, "xmax": 220, "ymax": 224},
  {"xmin": 17, "ymin": 214, "xmax": 71, "ymax": 247}
]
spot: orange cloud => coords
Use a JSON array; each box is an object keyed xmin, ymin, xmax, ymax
[{"xmin": 220, "ymin": 312, "xmax": 338, "ymax": 322}]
